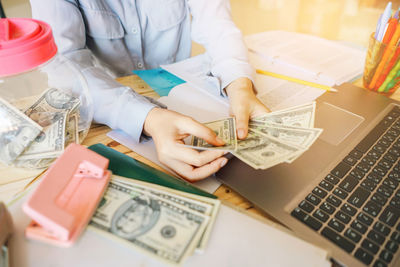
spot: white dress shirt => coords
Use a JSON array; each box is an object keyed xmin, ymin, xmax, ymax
[{"xmin": 30, "ymin": 0, "xmax": 253, "ymax": 142}]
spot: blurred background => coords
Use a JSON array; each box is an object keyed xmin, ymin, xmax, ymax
[{"xmin": 1, "ymin": 0, "xmax": 395, "ymax": 47}]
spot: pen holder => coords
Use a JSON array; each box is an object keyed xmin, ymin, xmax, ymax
[{"xmin": 363, "ymin": 33, "xmax": 400, "ymax": 96}]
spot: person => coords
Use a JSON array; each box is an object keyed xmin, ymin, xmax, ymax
[{"xmin": 30, "ymin": 0, "xmax": 269, "ymax": 181}]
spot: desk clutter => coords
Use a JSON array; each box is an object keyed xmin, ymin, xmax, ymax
[
  {"xmin": 189, "ymin": 102, "xmax": 322, "ymax": 169},
  {"xmin": 3, "ymin": 143, "xmax": 330, "ymax": 267}
]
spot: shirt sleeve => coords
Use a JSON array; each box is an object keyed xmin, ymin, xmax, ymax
[
  {"xmin": 188, "ymin": 0, "xmax": 255, "ymax": 94},
  {"xmin": 30, "ymin": 0, "xmax": 159, "ymax": 143}
]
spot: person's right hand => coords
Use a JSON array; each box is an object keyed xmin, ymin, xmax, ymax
[{"xmin": 143, "ymin": 108, "xmax": 229, "ymax": 182}]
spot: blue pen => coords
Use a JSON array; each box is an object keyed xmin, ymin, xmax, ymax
[
  {"xmin": 394, "ymin": 9, "xmax": 399, "ymax": 20},
  {"xmin": 377, "ymin": 2, "xmax": 392, "ymax": 42}
]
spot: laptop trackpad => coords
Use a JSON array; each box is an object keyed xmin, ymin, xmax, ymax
[{"xmin": 316, "ymin": 102, "xmax": 364, "ymax": 146}]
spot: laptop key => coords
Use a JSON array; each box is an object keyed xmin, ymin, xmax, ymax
[
  {"xmin": 356, "ymin": 162, "xmax": 371, "ymax": 173},
  {"xmin": 354, "ymin": 247, "xmax": 374, "ymax": 265},
  {"xmin": 384, "ymin": 153, "xmax": 397, "ymax": 163},
  {"xmin": 374, "ymin": 222, "xmax": 391, "ymax": 236},
  {"xmin": 341, "ymin": 203, "xmax": 357, "ymax": 216},
  {"xmin": 387, "ymin": 128, "xmax": 400, "ymax": 137},
  {"xmin": 350, "ymin": 168, "xmax": 365, "ymax": 180},
  {"xmin": 331, "ymin": 162, "xmax": 352, "ymax": 178},
  {"xmin": 373, "ymin": 166, "xmax": 388, "ymax": 177},
  {"xmin": 388, "ymin": 171, "xmax": 400, "ymax": 182},
  {"xmin": 383, "ymin": 178, "xmax": 398, "ymax": 190},
  {"xmin": 378, "ymin": 158, "xmax": 393, "ymax": 170},
  {"xmin": 320, "ymin": 202, "xmax": 335, "ymax": 215},
  {"xmin": 390, "ymin": 196, "xmax": 400, "ymax": 207},
  {"xmin": 351, "ymin": 220, "xmax": 368, "ymax": 234},
  {"xmin": 333, "ymin": 188, "xmax": 348, "ymax": 200},
  {"xmin": 326, "ymin": 195, "xmax": 341, "ymax": 207},
  {"xmin": 380, "ymin": 206, "xmax": 400, "ymax": 227},
  {"xmin": 368, "ymin": 150, "xmax": 381, "ymax": 160},
  {"xmin": 358, "ymin": 212, "xmax": 374, "ymax": 225},
  {"xmin": 328, "ymin": 218, "xmax": 345, "ymax": 233},
  {"xmin": 367, "ymin": 172, "xmax": 383, "ymax": 184},
  {"xmin": 349, "ymin": 149, "xmax": 363, "ymax": 160},
  {"xmin": 321, "ymin": 227, "xmax": 355, "ymax": 253},
  {"xmin": 339, "ymin": 175, "xmax": 359, "ymax": 193},
  {"xmin": 299, "ymin": 200, "xmax": 314, "ymax": 213},
  {"xmin": 388, "ymin": 147, "xmax": 400, "ymax": 157},
  {"xmin": 312, "ymin": 187, "xmax": 327, "ymax": 198},
  {"xmin": 373, "ymin": 144, "xmax": 387, "ymax": 154},
  {"xmin": 335, "ymin": 211, "xmax": 351, "ymax": 224},
  {"xmin": 391, "ymin": 231, "xmax": 400, "ymax": 243},
  {"xmin": 325, "ymin": 174, "xmax": 340, "ymax": 185},
  {"xmin": 383, "ymin": 133, "xmax": 396, "ymax": 143},
  {"xmin": 344, "ymin": 156, "xmax": 357, "ymax": 166},
  {"xmin": 377, "ymin": 185, "xmax": 393, "ymax": 198},
  {"xmin": 319, "ymin": 180, "xmax": 333, "ymax": 191},
  {"xmin": 347, "ymin": 187, "xmax": 369, "ymax": 208},
  {"xmin": 291, "ymin": 208, "xmax": 322, "ymax": 231},
  {"xmin": 361, "ymin": 179, "xmax": 377, "ymax": 191},
  {"xmin": 363, "ymin": 201, "xmax": 382, "ymax": 217},
  {"xmin": 373, "ymin": 259, "xmax": 387, "ymax": 267},
  {"xmin": 372, "ymin": 193, "xmax": 387, "ymax": 206},
  {"xmin": 362, "ymin": 156, "xmax": 376, "ymax": 167},
  {"xmin": 313, "ymin": 209, "xmax": 329, "ymax": 222},
  {"xmin": 385, "ymin": 240, "xmax": 399, "ymax": 254},
  {"xmin": 379, "ymin": 250, "xmax": 393, "ymax": 264},
  {"xmin": 361, "ymin": 238, "xmax": 380, "ymax": 254},
  {"xmin": 306, "ymin": 193, "xmax": 321, "ymax": 205},
  {"xmin": 344, "ymin": 228, "xmax": 361, "ymax": 243},
  {"xmin": 368, "ymin": 229, "xmax": 386, "ymax": 245}
]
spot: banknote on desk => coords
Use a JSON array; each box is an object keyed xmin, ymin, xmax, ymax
[
  {"xmin": 188, "ymin": 102, "xmax": 323, "ymax": 169},
  {"xmin": 89, "ymin": 175, "xmax": 221, "ymax": 266}
]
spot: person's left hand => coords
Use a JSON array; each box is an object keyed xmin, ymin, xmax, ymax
[{"xmin": 225, "ymin": 77, "xmax": 270, "ymax": 139}]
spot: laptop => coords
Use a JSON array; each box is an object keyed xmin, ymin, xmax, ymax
[{"xmin": 216, "ymin": 83, "xmax": 400, "ymax": 267}]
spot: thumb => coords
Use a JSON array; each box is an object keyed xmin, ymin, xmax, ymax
[
  {"xmin": 235, "ymin": 111, "xmax": 249, "ymax": 139},
  {"xmin": 178, "ymin": 117, "xmax": 225, "ymax": 146}
]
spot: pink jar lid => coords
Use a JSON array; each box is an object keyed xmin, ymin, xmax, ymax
[{"xmin": 0, "ymin": 18, "xmax": 58, "ymax": 76}]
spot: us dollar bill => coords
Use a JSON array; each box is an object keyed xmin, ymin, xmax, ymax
[
  {"xmin": 190, "ymin": 117, "xmax": 237, "ymax": 151},
  {"xmin": 233, "ymin": 130, "xmax": 303, "ymax": 169},
  {"xmin": 0, "ymin": 97, "xmax": 42, "ymax": 165},
  {"xmin": 17, "ymin": 112, "xmax": 67, "ymax": 160},
  {"xmin": 111, "ymin": 175, "xmax": 221, "ymax": 253},
  {"xmin": 249, "ymin": 123, "xmax": 323, "ymax": 149},
  {"xmin": 65, "ymin": 113, "xmax": 79, "ymax": 147},
  {"xmin": 252, "ymin": 102, "xmax": 316, "ymax": 128},
  {"xmin": 89, "ymin": 181, "xmax": 209, "ymax": 266},
  {"xmin": 24, "ymin": 88, "xmax": 80, "ymax": 127}
]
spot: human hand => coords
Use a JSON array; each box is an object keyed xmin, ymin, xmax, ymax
[
  {"xmin": 225, "ymin": 77, "xmax": 270, "ymax": 139},
  {"xmin": 143, "ymin": 108, "xmax": 229, "ymax": 182}
]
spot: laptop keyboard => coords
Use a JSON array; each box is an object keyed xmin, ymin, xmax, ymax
[{"xmin": 291, "ymin": 106, "xmax": 400, "ymax": 267}]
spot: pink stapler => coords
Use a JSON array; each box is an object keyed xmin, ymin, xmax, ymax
[{"xmin": 23, "ymin": 143, "xmax": 111, "ymax": 247}]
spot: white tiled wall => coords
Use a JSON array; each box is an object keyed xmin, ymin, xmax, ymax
[{"xmin": 2, "ymin": 0, "xmax": 31, "ymax": 18}]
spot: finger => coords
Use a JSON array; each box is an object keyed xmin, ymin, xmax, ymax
[
  {"xmin": 178, "ymin": 117, "xmax": 225, "ymax": 146},
  {"xmin": 171, "ymin": 146, "xmax": 225, "ymax": 167},
  {"xmin": 163, "ymin": 157, "xmax": 229, "ymax": 182},
  {"xmin": 234, "ymin": 108, "xmax": 250, "ymax": 140}
]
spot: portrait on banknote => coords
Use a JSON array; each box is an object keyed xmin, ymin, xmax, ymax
[{"xmin": 110, "ymin": 196, "xmax": 161, "ymax": 240}]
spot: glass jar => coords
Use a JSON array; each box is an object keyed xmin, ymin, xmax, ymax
[{"xmin": 0, "ymin": 18, "xmax": 93, "ymax": 169}]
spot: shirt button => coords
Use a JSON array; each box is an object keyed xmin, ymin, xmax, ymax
[
  {"xmin": 137, "ymin": 62, "xmax": 144, "ymax": 68},
  {"xmin": 131, "ymin": 27, "xmax": 138, "ymax": 34}
]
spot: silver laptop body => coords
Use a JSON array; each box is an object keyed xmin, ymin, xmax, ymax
[{"xmin": 216, "ymin": 83, "xmax": 400, "ymax": 267}]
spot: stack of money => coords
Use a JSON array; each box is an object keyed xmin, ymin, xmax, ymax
[
  {"xmin": 190, "ymin": 102, "xmax": 323, "ymax": 170},
  {"xmin": 89, "ymin": 175, "xmax": 221, "ymax": 266},
  {"xmin": 0, "ymin": 88, "xmax": 81, "ymax": 168}
]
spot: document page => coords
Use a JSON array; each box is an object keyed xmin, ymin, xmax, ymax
[{"xmin": 246, "ymin": 30, "xmax": 365, "ymax": 85}]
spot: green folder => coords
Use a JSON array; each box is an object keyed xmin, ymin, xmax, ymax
[{"xmin": 88, "ymin": 143, "xmax": 216, "ymax": 199}]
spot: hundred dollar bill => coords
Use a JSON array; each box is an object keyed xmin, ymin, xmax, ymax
[
  {"xmin": 249, "ymin": 123, "xmax": 323, "ymax": 149},
  {"xmin": 65, "ymin": 113, "xmax": 79, "ymax": 147},
  {"xmin": 190, "ymin": 117, "xmax": 237, "ymax": 151},
  {"xmin": 233, "ymin": 130, "xmax": 303, "ymax": 169},
  {"xmin": 89, "ymin": 181, "xmax": 209, "ymax": 266},
  {"xmin": 12, "ymin": 157, "xmax": 55, "ymax": 169},
  {"xmin": 0, "ymin": 97, "xmax": 42, "ymax": 165},
  {"xmin": 17, "ymin": 112, "xmax": 67, "ymax": 160},
  {"xmin": 24, "ymin": 88, "xmax": 80, "ymax": 127},
  {"xmin": 111, "ymin": 175, "xmax": 220, "ymax": 253},
  {"xmin": 252, "ymin": 102, "xmax": 316, "ymax": 128}
]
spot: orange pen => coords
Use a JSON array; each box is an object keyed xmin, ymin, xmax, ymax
[
  {"xmin": 369, "ymin": 21, "xmax": 400, "ymax": 90},
  {"xmin": 382, "ymin": 18, "xmax": 398, "ymax": 44}
]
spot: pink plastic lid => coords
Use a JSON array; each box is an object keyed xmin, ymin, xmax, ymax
[{"xmin": 0, "ymin": 18, "xmax": 58, "ymax": 76}]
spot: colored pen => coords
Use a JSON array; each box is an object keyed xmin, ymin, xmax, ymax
[
  {"xmin": 256, "ymin": 69, "xmax": 338, "ymax": 92},
  {"xmin": 377, "ymin": 2, "xmax": 392, "ymax": 42}
]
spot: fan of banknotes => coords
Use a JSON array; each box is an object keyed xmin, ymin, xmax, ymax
[
  {"xmin": 0, "ymin": 88, "xmax": 82, "ymax": 168},
  {"xmin": 89, "ymin": 175, "xmax": 221, "ymax": 266},
  {"xmin": 190, "ymin": 102, "xmax": 323, "ymax": 169}
]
